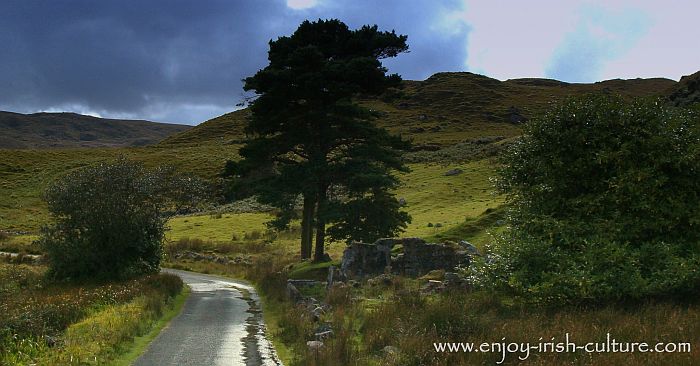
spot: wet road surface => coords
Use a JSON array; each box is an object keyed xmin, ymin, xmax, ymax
[{"xmin": 134, "ymin": 269, "xmax": 282, "ymax": 366}]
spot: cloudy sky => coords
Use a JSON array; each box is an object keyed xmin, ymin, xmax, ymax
[{"xmin": 1, "ymin": 0, "xmax": 697, "ymax": 125}]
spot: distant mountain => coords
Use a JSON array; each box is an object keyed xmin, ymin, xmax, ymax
[
  {"xmin": 0, "ymin": 111, "xmax": 192, "ymax": 149},
  {"xmin": 161, "ymin": 72, "xmax": 678, "ymax": 147}
]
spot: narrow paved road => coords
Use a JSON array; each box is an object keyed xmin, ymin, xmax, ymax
[{"xmin": 134, "ymin": 269, "xmax": 282, "ymax": 366}]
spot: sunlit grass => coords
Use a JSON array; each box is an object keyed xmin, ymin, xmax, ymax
[
  {"xmin": 166, "ymin": 212, "xmax": 272, "ymax": 242},
  {"xmin": 0, "ymin": 263, "xmax": 184, "ymax": 365},
  {"xmin": 396, "ymin": 160, "xmax": 503, "ymax": 239}
]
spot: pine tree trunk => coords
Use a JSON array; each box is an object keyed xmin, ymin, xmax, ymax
[
  {"xmin": 313, "ymin": 187, "xmax": 327, "ymax": 262},
  {"xmin": 300, "ymin": 194, "xmax": 315, "ymax": 259}
]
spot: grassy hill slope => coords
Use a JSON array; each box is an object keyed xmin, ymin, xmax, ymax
[
  {"xmin": 0, "ymin": 111, "xmax": 191, "ymax": 149},
  {"xmin": 0, "ymin": 72, "xmax": 686, "ymax": 234},
  {"xmin": 161, "ymin": 72, "xmax": 676, "ymax": 147},
  {"xmin": 0, "ymin": 144, "xmax": 238, "ymax": 231}
]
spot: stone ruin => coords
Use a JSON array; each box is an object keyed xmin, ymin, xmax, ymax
[{"xmin": 340, "ymin": 237, "xmax": 474, "ymax": 279}]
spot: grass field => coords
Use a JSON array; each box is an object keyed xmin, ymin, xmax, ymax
[
  {"xmin": 0, "ymin": 144, "xmax": 238, "ymax": 232},
  {"xmin": 164, "ymin": 159, "xmax": 503, "ymax": 249}
]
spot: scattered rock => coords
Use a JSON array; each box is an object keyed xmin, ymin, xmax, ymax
[
  {"xmin": 398, "ymin": 197, "xmax": 407, "ymax": 206},
  {"xmin": 367, "ymin": 273, "xmax": 393, "ymax": 287},
  {"xmin": 427, "ymin": 223, "xmax": 434, "ymax": 227},
  {"xmin": 444, "ymin": 168, "xmax": 463, "ymax": 176},
  {"xmin": 311, "ymin": 306, "xmax": 325, "ymax": 321},
  {"xmin": 420, "ymin": 269, "xmax": 445, "ymax": 281},
  {"xmin": 421, "ymin": 279, "xmax": 446, "ymax": 294},
  {"xmin": 444, "ymin": 272, "xmax": 469, "ymax": 289},
  {"xmin": 429, "ymin": 125, "xmax": 442, "ymax": 132},
  {"xmin": 458, "ymin": 240, "xmax": 481, "ymax": 256},
  {"xmin": 383, "ymin": 346, "xmax": 399, "ymax": 356},
  {"xmin": 315, "ymin": 330, "xmax": 333, "ymax": 341},
  {"xmin": 286, "ymin": 282, "xmax": 302, "ymax": 302},
  {"xmin": 418, "ymin": 114, "xmax": 428, "ymax": 120},
  {"xmin": 434, "ymin": 223, "xmax": 443, "ymax": 228},
  {"xmin": 408, "ymin": 127, "xmax": 425, "ymax": 133},
  {"xmin": 44, "ymin": 335, "xmax": 57, "ymax": 348},
  {"xmin": 508, "ymin": 106, "xmax": 528, "ymax": 123},
  {"xmin": 410, "ymin": 143, "xmax": 441, "ymax": 152},
  {"xmin": 307, "ymin": 340, "xmax": 324, "ymax": 352},
  {"xmin": 315, "ymin": 323, "xmax": 333, "ymax": 334}
]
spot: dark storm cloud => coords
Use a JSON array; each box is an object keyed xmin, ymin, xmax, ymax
[{"xmin": 0, "ymin": 1, "xmax": 469, "ymax": 124}]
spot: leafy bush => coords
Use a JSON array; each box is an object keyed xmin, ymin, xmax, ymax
[
  {"xmin": 477, "ymin": 94, "xmax": 700, "ymax": 304},
  {"xmin": 39, "ymin": 157, "xmax": 206, "ymax": 279}
]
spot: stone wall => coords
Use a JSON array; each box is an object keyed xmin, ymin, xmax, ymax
[{"xmin": 340, "ymin": 237, "xmax": 471, "ymax": 278}]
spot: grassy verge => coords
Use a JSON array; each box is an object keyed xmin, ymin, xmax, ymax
[
  {"xmin": 110, "ymin": 285, "xmax": 190, "ymax": 366},
  {"xmin": 0, "ymin": 263, "xmax": 185, "ymax": 365}
]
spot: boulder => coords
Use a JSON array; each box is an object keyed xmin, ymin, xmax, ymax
[
  {"xmin": 383, "ymin": 346, "xmax": 399, "ymax": 355},
  {"xmin": 459, "ymin": 240, "xmax": 481, "ymax": 256},
  {"xmin": 508, "ymin": 106, "xmax": 528, "ymax": 123},
  {"xmin": 311, "ymin": 306, "xmax": 325, "ymax": 320},
  {"xmin": 315, "ymin": 330, "xmax": 333, "ymax": 340},
  {"xmin": 340, "ymin": 239, "xmax": 393, "ymax": 279},
  {"xmin": 307, "ymin": 340, "xmax": 324, "ymax": 352},
  {"xmin": 286, "ymin": 283, "xmax": 302, "ymax": 302},
  {"xmin": 444, "ymin": 168, "xmax": 463, "ymax": 176},
  {"xmin": 421, "ymin": 279, "xmax": 446, "ymax": 294}
]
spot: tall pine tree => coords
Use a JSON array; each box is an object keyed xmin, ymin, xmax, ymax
[{"xmin": 228, "ymin": 19, "xmax": 410, "ymax": 261}]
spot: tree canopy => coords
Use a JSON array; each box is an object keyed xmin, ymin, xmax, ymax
[
  {"xmin": 475, "ymin": 94, "xmax": 700, "ymax": 304},
  {"xmin": 40, "ymin": 157, "xmax": 206, "ymax": 279},
  {"xmin": 226, "ymin": 19, "xmax": 411, "ymax": 261}
]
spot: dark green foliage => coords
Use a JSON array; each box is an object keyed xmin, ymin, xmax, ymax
[
  {"xmin": 477, "ymin": 94, "xmax": 700, "ymax": 304},
  {"xmin": 228, "ymin": 19, "xmax": 411, "ymax": 260},
  {"xmin": 40, "ymin": 157, "xmax": 205, "ymax": 279},
  {"xmin": 326, "ymin": 189, "xmax": 410, "ymax": 243}
]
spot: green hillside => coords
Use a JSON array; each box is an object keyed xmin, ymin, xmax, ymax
[
  {"xmin": 160, "ymin": 72, "xmax": 676, "ymax": 147},
  {"xmin": 0, "ymin": 72, "xmax": 686, "ymax": 235}
]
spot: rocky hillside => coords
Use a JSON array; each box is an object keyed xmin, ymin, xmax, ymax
[
  {"xmin": 669, "ymin": 70, "xmax": 700, "ymax": 107},
  {"xmin": 161, "ymin": 72, "xmax": 678, "ymax": 147},
  {"xmin": 0, "ymin": 111, "xmax": 191, "ymax": 149}
]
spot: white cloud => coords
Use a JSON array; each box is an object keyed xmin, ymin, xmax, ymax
[
  {"xmin": 598, "ymin": 1, "xmax": 700, "ymax": 81},
  {"xmin": 545, "ymin": 5, "xmax": 651, "ymax": 82},
  {"xmin": 287, "ymin": 0, "xmax": 318, "ymax": 10},
  {"xmin": 461, "ymin": 0, "xmax": 700, "ymax": 82},
  {"xmin": 462, "ymin": 0, "xmax": 581, "ymax": 80},
  {"xmin": 41, "ymin": 105, "xmax": 104, "ymax": 118}
]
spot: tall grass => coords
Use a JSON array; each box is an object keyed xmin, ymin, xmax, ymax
[{"xmin": 0, "ymin": 263, "xmax": 183, "ymax": 365}]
